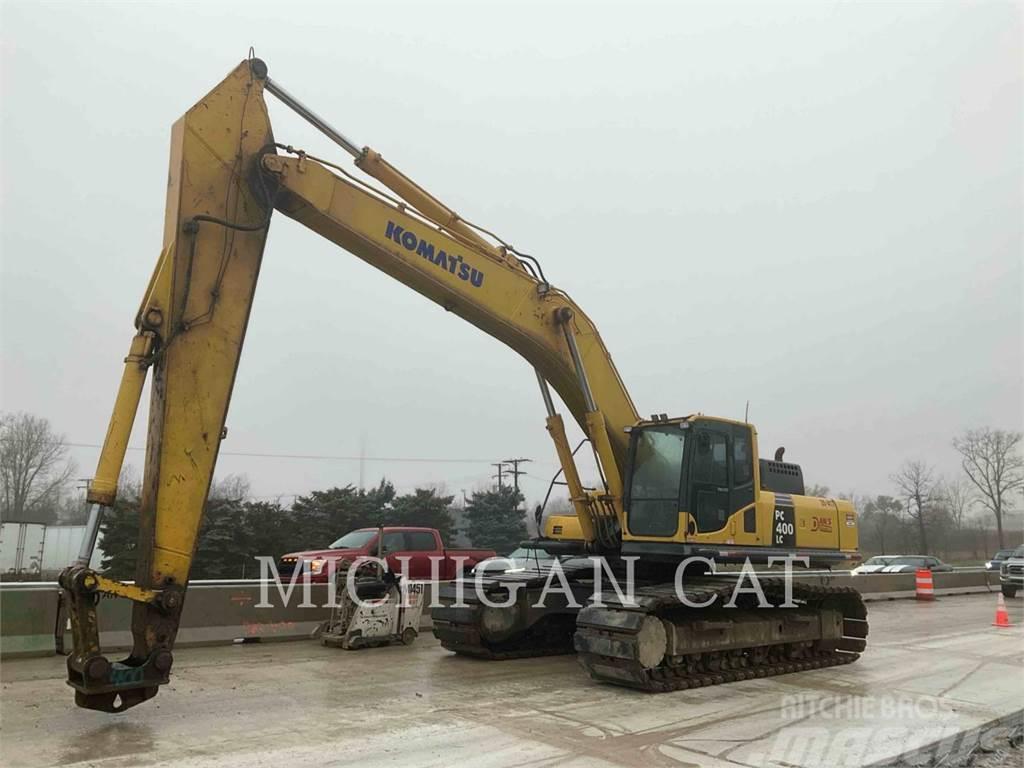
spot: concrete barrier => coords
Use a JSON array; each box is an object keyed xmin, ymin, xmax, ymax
[
  {"xmin": 828, "ymin": 569, "xmax": 998, "ymax": 600},
  {"xmin": 0, "ymin": 569, "xmax": 997, "ymax": 659},
  {"xmin": 1, "ymin": 579, "xmax": 436, "ymax": 658}
]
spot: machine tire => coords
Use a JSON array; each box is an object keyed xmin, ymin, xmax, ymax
[
  {"xmin": 401, "ymin": 627, "xmax": 418, "ymax": 646},
  {"xmin": 1001, "ymin": 585, "xmax": 1018, "ymax": 599},
  {"xmin": 344, "ymin": 630, "xmax": 362, "ymax": 650}
]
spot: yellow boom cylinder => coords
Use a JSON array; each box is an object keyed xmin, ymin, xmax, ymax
[
  {"xmin": 85, "ymin": 332, "xmax": 154, "ymax": 507},
  {"xmin": 356, "ymin": 148, "xmax": 505, "ymax": 260}
]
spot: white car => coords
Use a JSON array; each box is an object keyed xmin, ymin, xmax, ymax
[
  {"xmin": 470, "ymin": 547, "xmax": 558, "ymax": 575},
  {"xmin": 879, "ymin": 556, "xmax": 954, "ymax": 574},
  {"xmin": 850, "ymin": 555, "xmax": 900, "ymax": 575}
]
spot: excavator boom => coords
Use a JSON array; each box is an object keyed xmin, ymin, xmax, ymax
[{"xmin": 60, "ymin": 59, "xmax": 637, "ymax": 711}]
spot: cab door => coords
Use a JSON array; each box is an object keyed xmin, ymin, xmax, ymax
[
  {"xmin": 685, "ymin": 421, "xmax": 756, "ymax": 542},
  {"xmin": 688, "ymin": 427, "xmax": 730, "ymax": 536}
]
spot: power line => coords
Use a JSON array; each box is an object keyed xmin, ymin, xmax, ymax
[
  {"xmin": 49, "ymin": 439, "xmax": 563, "ymax": 469},
  {"xmin": 61, "ymin": 441, "xmax": 502, "ymax": 465}
]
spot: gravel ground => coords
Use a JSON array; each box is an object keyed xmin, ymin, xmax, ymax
[
  {"xmin": 968, "ymin": 746, "xmax": 1021, "ymax": 768},
  {"xmin": 965, "ymin": 723, "xmax": 1023, "ymax": 768}
]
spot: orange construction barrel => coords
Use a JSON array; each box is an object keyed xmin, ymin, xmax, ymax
[{"xmin": 915, "ymin": 568, "xmax": 935, "ymax": 601}]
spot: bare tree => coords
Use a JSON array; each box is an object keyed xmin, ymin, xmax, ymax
[
  {"xmin": 952, "ymin": 428, "xmax": 1024, "ymax": 549},
  {"xmin": 56, "ymin": 492, "xmax": 91, "ymax": 525},
  {"xmin": 805, "ymin": 484, "xmax": 831, "ymax": 498},
  {"xmin": 968, "ymin": 512, "xmax": 991, "ymax": 559},
  {"xmin": 0, "ymin": 412, "xmax": 76, "ymax": 524},
  {"xmin": 924, "ymin": 497, "xmax": 955, "ymax": 559},
  {"xmin": 862, "ymin": 495, "xmax": 902, "ymax": 555},
  {"xmin": 209, "ymin": 474, "xmax": 251, "ymax": 502},
  {"xmin": 891, "ymin": 460, "xmax": 936, "ymax": 554},
  {"xmin": 941, "ymin": 477, "xmax": 974, "ymax": 534}
]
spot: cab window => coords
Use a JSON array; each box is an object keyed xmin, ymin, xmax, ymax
[
  {"xmin": 626, "ymin": 427, "xmax": 686, "ymax": 536},
  {"xmin": 405, "ymin": 531, "xmax": 437, "ymax": 551},
  {"xmin": 733, "ymin": 427, "xmax": 752, "ymax": 485},
  {"xmin": 688, "ymin": 423, "xmax": 756, "ymax": 534},
  {"xmin": 731, "ymin": 423, "xmax": 755, "ymax": 510},
  {"xmin": 691, "ymin": 430, "xmax": 729, "ymax": 532}
]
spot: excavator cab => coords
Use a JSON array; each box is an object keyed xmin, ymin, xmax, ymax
[
  {"xmin": 623, "ymin": 417, "xmax": 756, "ymax": 540},
  {"xmin": 536, "ymin": 415, "xmax": 867, "ymax": 692},
  {"xmin": 616, "ymin": 416, "xmax": 858, "ymax": 567}
]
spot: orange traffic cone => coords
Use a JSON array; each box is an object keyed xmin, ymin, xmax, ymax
[
  {"xmin": 915, "ymin": 568, "xmax": 935, "ymax": 601},
  {"xmin": 993, "ymin": 593, "xmax": 1012, "ymax": 628}
]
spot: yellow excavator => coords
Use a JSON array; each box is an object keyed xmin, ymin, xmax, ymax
[{"xmin": 59, "ymin": 58, "xmax": 867, "ymax": 712}]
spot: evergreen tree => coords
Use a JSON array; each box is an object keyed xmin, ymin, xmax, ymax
[
  {"xmin": 191, "ymin": 496, "xmax": 248, "ymax": 578},
  {"xmin": 465, "ymin": 486, "xmax": 527, "ymax": 554},
  {"xmin": 99, "ymin": 473, "xmax": 256, "ymax": 579},
  {"xmin": 177, "ymin": 476, "xmax": 248, "ymax": 579},
  {"xmin": 97, "ymin": 481, "xmax": 142, "ymax": 580},
  {"xmin": 391, "ymin": 488, "xmax": 456, "ymax": 542},
  {"xmin": 97, "ymin": 477, "xmax": 469, "ymax": 579},
  {"xmin": 288, "ymin": 486, "xmax": 358, "ymax": 548},
  {"xmin": 289, "ymin": 480, "xmax": 397, "ymax": 547},
  {"xmin": 242, "ymin": 499, "xmax": 299, "ymax": 563},
  {"xmin": 350, "ymin": 480, "xmax": 398, "ymax": 529}
]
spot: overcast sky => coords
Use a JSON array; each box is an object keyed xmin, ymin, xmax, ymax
[{"xmin": 1, "ymin": 0, "xmax": 1020, "ymax": 509}]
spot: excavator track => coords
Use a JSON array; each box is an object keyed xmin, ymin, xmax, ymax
[
  {"xmin": 433, "ymin": 624, "xmax": 574, "ymax": 660},
  {"xmin": 574, "ymin": 577, "xmax": 867, "ymax": 692},
  {"xmin": 433, "ymin": 571, "xmax": 587, "ymax": 659},
  {"xmin": 434, "ymin": 570, "xmax": 868, "ymax": 691}
]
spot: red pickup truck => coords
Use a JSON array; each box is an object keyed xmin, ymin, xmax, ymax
[{"xmin": 277, "ymin": 527, "xmax": 496, "ymax": 583}]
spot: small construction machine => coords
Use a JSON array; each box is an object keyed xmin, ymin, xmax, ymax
[
  {"xmin": 320, "ymin": 572, "xmax": 424, "ymax": 650},
  {"xmin": 60, "ymin": 57, "xmax": 866, "ymax": 712},
  {"xmin": 318, "ymin": 529, "xmax": 425, "ymax": 649}
]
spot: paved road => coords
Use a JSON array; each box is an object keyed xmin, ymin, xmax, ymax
[{"xmin": 2, "ymin": 594, "xmax": 1022, "ymax": 768}]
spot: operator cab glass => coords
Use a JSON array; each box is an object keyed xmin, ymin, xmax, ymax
[
  {"xmin": 627, "ymin": 426, "xmax": 687, "ymax": 536},
  {"xmin": 625, "ymin": 418, "xmax": 756, "ymax": 538}
]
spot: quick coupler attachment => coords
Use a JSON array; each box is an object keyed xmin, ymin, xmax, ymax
[
  {"xmin": 58, "ymin": 565, "xmax": 173, "ymax": 713},
  {"xmin": 65, "ymin": 650, "xmax": 171, "ymax": 713}
]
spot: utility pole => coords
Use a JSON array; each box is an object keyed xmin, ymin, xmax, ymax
[
  {"xmin": 358, "ymin": 432, "xmax": 367, "ymax": 491},
  {"xmin": 491, "ymin": 462, "xmax": 508, "ymax": 489},
  {"xmin": 503, "ymin": 458, "xmax": 531, "ymax": 493}
]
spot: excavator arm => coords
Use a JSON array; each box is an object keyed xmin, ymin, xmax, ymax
[{"xmin": 60, "ymin": 59, "xmax": 638, "ymax": 711}]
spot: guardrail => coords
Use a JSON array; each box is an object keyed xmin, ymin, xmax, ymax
[{"xmin": 0, "ymin": 569, "xmax": 998, "ymax": 659}]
